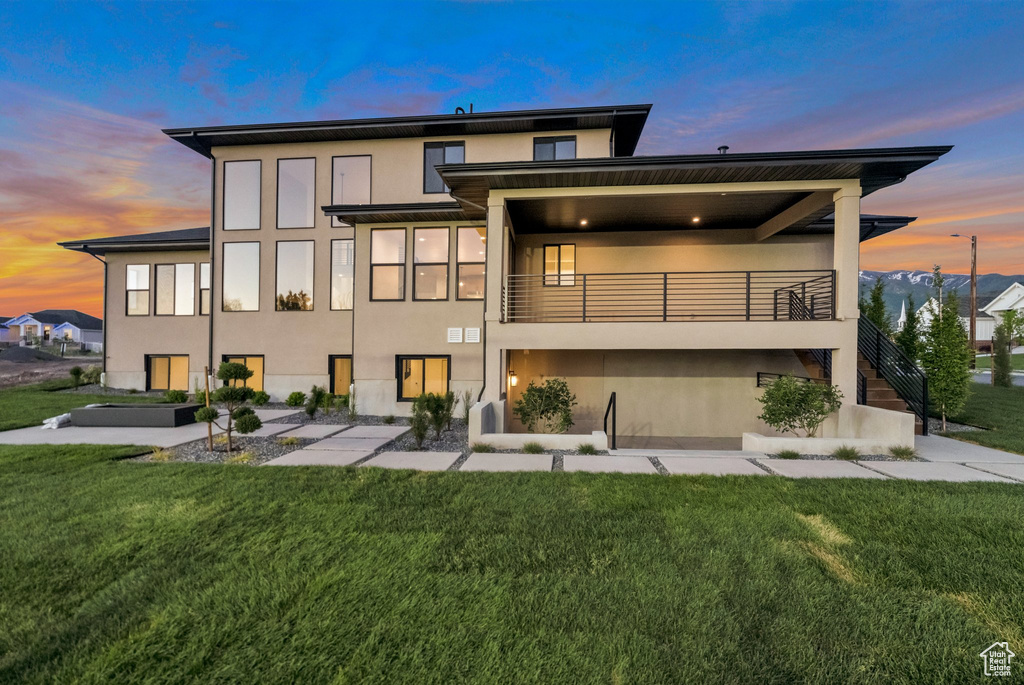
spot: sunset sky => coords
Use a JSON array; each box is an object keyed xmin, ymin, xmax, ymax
[{"xmin": 1, "ymin": 1, "xmax": 1022, "ymax": 317}]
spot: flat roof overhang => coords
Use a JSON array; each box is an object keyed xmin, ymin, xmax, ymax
[
  {"xmin": 321, "ymin": 202, "xmax": 469, "ymax": 224},
  {"xmin": 58, "ymin": 227, "xmax": 210, "ymax": 256},
  {"xmin": 164, "ymin": 104, "xmax": 652, "ymax": 159}
]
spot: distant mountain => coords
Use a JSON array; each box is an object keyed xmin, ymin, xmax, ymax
[{"xmin": 859, "ymin": 270, "xmax": 1024, "ymax": 319}]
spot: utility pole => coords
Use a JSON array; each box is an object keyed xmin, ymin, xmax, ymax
[{"xmin": 951, "ymin": 234, "xmax": 978, "ymax": 374}]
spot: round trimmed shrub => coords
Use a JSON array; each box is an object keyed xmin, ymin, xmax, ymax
[
  {"xmin": 251, "ymin": 390, "xmax": 270, "ymax": 406},
  {"xmin": 286, "ymin": 391, "xmax": 306, "ymax": 407}
]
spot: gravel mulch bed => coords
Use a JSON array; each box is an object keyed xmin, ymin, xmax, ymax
[
  {"xmin": 929, "ymin": 417, "xmax": 983, "ymax": 434},
  {"xmin": 261, "ymin": 403, "xmax": 410, "ymax": 427},
  {"xmin": 132, "ymin": 435, "xmax": 318, "ymax": 466},
  {"xmin": 768, "ymin": 452, "xmax": 924, "ymax": 462}
]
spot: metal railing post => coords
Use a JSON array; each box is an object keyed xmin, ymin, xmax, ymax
[
  {"xmin": 581, "ymin": 274, "xmax": 587, "ymax": 322},
  {"xmin": 745, "ymin": 272, "xmax": 751, "ymax": 320},
  {"xmin": 663, "ymin": 273, "xmax": 668, "ymax": 321}
]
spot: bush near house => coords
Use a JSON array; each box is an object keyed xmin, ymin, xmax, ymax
[
  {"xmin": 194, "ymin": 363, "xmax": 263, "ymax": 454},
  {"xmin": 164, "ymin": 389, "xmax": 188, "ymax": 403},
  {"xmin": 285, "ymin": 391, "xmax": 306, "ymax": 407},
  {"xmin": 512, "ymin": 378, "xmax": 577, "ymax": 434},
  {"xmin": 757, "ymin": 374, "xmax": 843, "ymax": 438}
]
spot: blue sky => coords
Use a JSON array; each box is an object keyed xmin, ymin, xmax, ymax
[{"xmin": 2, "ymin": 1, "xmax": 1023, "ymax": 314}]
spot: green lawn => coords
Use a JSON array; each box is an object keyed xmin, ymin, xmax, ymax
[
  {"xmin": 974, "ymin": 352, "xmax": 1024, "ymax": 370},
  {"xmin": 2, "ymin": 446, "xmax": 1021, "ymax": 683},
  {"xmin": 940, "ymin": 383, "xmax": 1024, "ymax": 455},
  {"xmin": 0, "ymin": 379, "xmax": 159, "ymax": 431}
]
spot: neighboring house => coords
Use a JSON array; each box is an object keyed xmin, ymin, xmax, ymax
[
  {"xmin": 909, "ymin": 295, "xmax": 997, "ymax": 350},
  {"xmin": 0, "ymin": 317, "xmax": 13, "ymax": 343},
  {"xmin": 59, "ymin": 103, "xmax": 949, "ymax": 445},
  {"xmin": 3, "ymin": 310, "xmax": 103, "ymax": 347}
]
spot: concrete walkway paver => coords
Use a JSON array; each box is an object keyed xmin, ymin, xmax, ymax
[
  {"xmin": 361, "ymin": 451, "xmax": 460, "ymax": 471},
  {"xmin": 563, "ymin": 455, "xmax": 658, "ymax": 474},
  {"xmin": 262, "ymin": 448, "xmax": 371, "ymax": 466},
  {"xmin": 758, "ymin": 459, "xmax": 888, "ymax": 479},
  {"xmin": 915, "ymin": 435, "xmax": 1024, "ymax": 464},
  {"xmin": 304, "ymin": 436, "xmax": 392, "ymax": 451},
  {"xmin": 660, "ymin": 457, "xmax": 767, "ymax": 476},
  {"xmin": 341, "ymin": 425, "xmax": 409, "ymax": 439},
  {"xmin": 276, "ymin": 424, "xmax": 348, "ymax": 439},
  {"xmin": 244, "ymin": 423, "xmax": 302, "ymax": 438},
  {"xmin": 963, "ymin": 463, "xmax": 1024, "ymax": 481},
  {"xmin": 867, "ymin": 461, "xmax": 1015, "ymax": 482},
  {"xmin": 612, "ymin": 449, "xmax": 763, "ymax": 458},
  {"xmin": 461, "ymin": 453, "xmax": 553, "ymax": 472}
]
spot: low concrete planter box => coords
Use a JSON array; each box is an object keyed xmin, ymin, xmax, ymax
[{"xmin": 70, "ymin": 403, "xmax": 200, "ymax": 428}]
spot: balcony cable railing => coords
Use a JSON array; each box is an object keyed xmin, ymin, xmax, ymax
[{"xmin": 502, "ymin": 270, "xmax": 836, "ymax": 323}]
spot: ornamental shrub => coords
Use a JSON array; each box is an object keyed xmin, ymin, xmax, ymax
[
  {"xmin": 164, "ymin": 389, "xmax": 188, "ymax": 403},
  {"xmin": 757, "ymin": 374, "xmax": 843, "ymax": 438},
  {"xmin": 286, "ymin": 391, "xmax": 307, "ymax": 407},
  {"xmin": 512, "ymin": 378, "xmax": 577, "ymax": 434},
  {"xmin": 193, "ymin": 362, "xmax": 263, "ymax": 455}
]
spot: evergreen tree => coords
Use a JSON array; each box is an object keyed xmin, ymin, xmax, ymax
[
  {"xmin": 859, "ymin": 277, "xmax": 894, "ymax": 337},
  {"xmin": 992, "ymin": 322, "xmax": 1013, "ymax": 388},
  {"xmin": 894, "ymin": 295, "xmax": 921, "ymax": 361},
  {"xmin": 919, "ymin": 267, "xmax": 972, "ymax": 430}
]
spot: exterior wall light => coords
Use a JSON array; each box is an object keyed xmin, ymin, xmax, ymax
[
  {"xmin": 579, "ymin": 219, "xmax": 588, "ymax": 226},
  {"xmin": 692, "ymin": 217, "xmax": 701, "ymax": 223},
  {"xmin": 508, "ymin": 368, "xmax": 518, "ymax": 387}
]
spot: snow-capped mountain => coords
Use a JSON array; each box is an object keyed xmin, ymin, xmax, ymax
[{"xmin": 859, "ymin": 270, "xmax": 1024, "ymax": 315}]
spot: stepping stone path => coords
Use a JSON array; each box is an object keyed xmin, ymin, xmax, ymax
[
  {"xmin": 757, "ymin": 459, "xmax": 888, "ymax": 479},
  {"xmin": 304, "ymin": 436, "xmax": 393, "ymax": 451},
  {"xmin": 563, "ymin": 455, "xmax": 659, "ymax": 474},
  {"xmin": 276, "ymin": 424, "xmax": 348, "ymax": 439},
  {"xmin": 461, "ymin": 453, "xmax": 553, "ymax": 472},
  {"xmin": 867, "ymin": 462, "xmax": 1015, "ymax": 482},
  {"xmin": 243, "ymin": 423, "xmax": 302, "ymax": 438},
  {"xmin": 360, "ymin": 451, "xmax": 460, "ymax": 471},
  {"xmin": 263, "ymin": 449, "xmax": 372, "ymax": 466},
  {"xmin": 964, "ymin": 463, "xmax": 1024, "ymax": 481},
  {"xmin": 660, "ymin": 457, "xmax": 766, "ymax": 476},
  {"xmin": 340, "ymin": 425, "xmax": 410, "ymax": 439}
]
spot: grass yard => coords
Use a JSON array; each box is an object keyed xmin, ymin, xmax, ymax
[
  {"xmin": 1, "ymin": 446, "xmax": 1022, "ymax": 683},
  {"xmin": 0, "ymin": 379, "xmax": 159, "ymax": 432},
  {"xmin": 940, "ymin": 383, "xmax": 1024, "ymax": 455},
  {"xmin": 974, "ymin": 352, "xmax": 1024, "ymax": 370}
]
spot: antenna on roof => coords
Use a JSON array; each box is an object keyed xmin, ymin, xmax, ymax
[
  {"xmin": 718, "ymin": 145, "xmax": 729, "ymax": 154},
  {"xmin": 454, "ymin": 104, "xmax": 475, "ymax": 115}
]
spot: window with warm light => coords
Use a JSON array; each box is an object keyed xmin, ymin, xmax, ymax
[
  {"xmin": 329, "ymin": 355, "xmax": 353, "ymax": 396},
  {"xmin": 457, "ymin": 227, "xmax": 486, "ymax": 299},
  {"xmin": 544, "ymin": 244, "xmax": 576, "ymax": 286},
  {"xmin": 147, "ymin": 355, "xmax": 189, "ymax": 391},
  {"xmin": 223, "ymin": 355, "xmax": 264, "ymax": 392},
  {"xmin": 413, "ymin": 227, "xmax": 449, "ymax": 300},
  {"xmin": 397, "ymin": 355, "xmax": 449, "ymax": 400}
]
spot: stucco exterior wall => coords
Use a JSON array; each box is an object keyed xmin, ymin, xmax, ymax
[
  {"xmin": 505, "ymin": 348, "xmax": 809, "ymax": 438},
  {"xmin": 104, "ymin": 250, "xmax": 210, "ymax": 391}
]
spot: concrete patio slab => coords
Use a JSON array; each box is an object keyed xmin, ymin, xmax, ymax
[
  {"xmin": 866, "ymin": 461, "xmax": 1016, "ymax": 483},
  {"xmin": 562, "ymin": 455, "xmax": 658, "ymax": 474},
  {"xmin": 361, "ymin": 451, "xmax": 460, "ymax": 471},
  {"xmin": 963, "ymin": 463, "xmax": 1024, "ymax": 481},
  {"xmin": 915, "ymin": 435, "xmax": 1024, "ymax": 464},
  {"xmin": 461, "ymin": 453, "xmax": 552, "ymax": 472},
  {"xmin": 758, "ymin": 459, "xmax": 888, "ymax": 479},
  {"xmin": 244, "ymin": 423, "xmax": 302, "ymax": 438},
  {"xmin": 262, "ymin": 448, "xmax": 371, "ymax": 466},
  {"xmin": 0, "ymin": 422, "xmax": 226, "ymax": 448},
  {"xmin": 340, "ymin": 425, "xmax": 409, "ymax": 439},
  {"xmin": 276, "ymin": 424, "xmax": 348, "ymax": 439},
  {"xmin": 254, "ymin": 409, "xmax": 304, "ymax": 421},
  {"xmin": 660, "ymin": 457, "xmax": 767, "ymax": 476},
  {"xmin": 613, "ymin": 449, "xmax": 765, "ymax": 458},
  {"xmin": 303, "ymin": 436, "xmax": 392, "ymax": 451}
]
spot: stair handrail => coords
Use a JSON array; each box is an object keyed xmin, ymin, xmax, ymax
[
  {"xmin": 857, "ymin": 316, "xmax": 929, "ymax": 435},
  {"xmin": 603, "ymin": 392, "xmax": 617, "ymax": 451}
]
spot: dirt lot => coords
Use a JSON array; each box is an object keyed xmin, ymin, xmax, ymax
[{"xmin": 0, "ymin": 357, "xmax": 102, "ymax": 390}]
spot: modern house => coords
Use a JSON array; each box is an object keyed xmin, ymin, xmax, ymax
[
  {"xmin": 2, "ymin": 310, "xmax": 103, "ymax": 348},
  {"xmin": 60, "ymin": 104, "xmax": 949, "ymax": 447},
  {"xmin": 905, "ymin": 282, "xmax": 1024, "ymax": 351}
]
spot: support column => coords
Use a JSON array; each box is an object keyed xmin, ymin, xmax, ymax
[
  {"xmin": 832, "ymin": 186, "xmax": 862, "ymax": 410},
  {"xmin": 481, "ymin": 197, "xmax": 506, "ymax": 403}
]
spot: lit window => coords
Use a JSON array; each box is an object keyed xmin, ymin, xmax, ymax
[
  {"xmin": 457, "ymin": 227, "xmax": 486, "ymax": 299},
  {"xmin": 397, "ymin": 355, "xmax": 449, "ymax": 400},
  {"xmin": 126, "ymin": 264, "xmax": 150, "ymax": 316},
  {"xmin": 331, "ymin": 156, "xmax": 371, "ymax": 227},
  {"xmin": 275, "ymin": 241, "xmax": 314, "ymax": 311},
  {"xmin": 329, "ymin": 355, "xmax": 353, "ymax": 396},
  {"xmin": 222, "ymin": 242, "xmax": 260, "ymax": 311},
  {"xmin": 147, "ymin": 355, "xmax": 189, "ymax": 391},
  {"xmin": 277, "ymin": 158, "xmax": 316, "ymax": 229},
  {"xmin": 223, "ymin": 355, "xmax": 264, "ymax": 392},
  {"xmin": 371, "ymin": 229, "xmax": 406, "ymax": 301},
  {"xmin": 331, "ymin": 239, "xmax": 354, "ymax": 310},
  {"xmin": 413, "ymin": 227, "xmax": 448, "ymax": 300},
  {"xmin": 544, "ymin": 244, "xmax": 576, "ymax": 286},
  {"xmin": 424, "ymin": 141, "xmax": 464, "ymax": 194},
  {"xmin": 223, "ymin": 160, "xmax": 261, "ymax": 230}
]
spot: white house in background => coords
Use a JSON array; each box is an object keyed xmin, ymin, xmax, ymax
[
  {"xmin": 2, "ymin": 310, "xmax": 103, "ymax": 348},
  {"xmin": 0, "ymin": 316, "xmax": 13, "ymax": 343},
  {"xmin": 981, "ymin": 282, "xmax": 1024, "ymax": 320},
  {"xmin": 904, "ymin": 289, "xmax": 1016, "ymax": 350}
]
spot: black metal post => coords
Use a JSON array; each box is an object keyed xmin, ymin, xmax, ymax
[
  {"xmin": 745, "ymin": 272, "xmax": 751, "ymax": 321},
  {"xmin": 581, "ymin": 274, "xmax": 587, "ymax": 322},
  {"xmin": 663, "ymin": 273, "xmax": 668, "ymax": 321}
]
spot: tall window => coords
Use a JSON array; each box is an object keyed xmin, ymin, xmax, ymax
[
  {"xmin": 397, "ymin": 355, "xmax": 449, "ymax": 400},
  {"xmin": 222, "ymin": 242, "xmax": 260, "ymax": 311},
  {"xmin": 147, "ymin": 355, "xmax": 189, "ymax": 391},
  {"xmin": 126, "ymin": 264, "xmax": 150, "ymax": 316},
  {"xmin": 457, "ymin": 227, "xmax": 486, "ymax": 299},
  {"xmin": 331, "ymin": 156, "xmax": 371, "ymax": 227},
  {"xmin": 223, "ymin": 160, "xmax": 261, "ymax": 230},
  {"xmin": 371, "ymin": 229, "xmax": 406, "ymax": 301},
  {"xmin": 223, "ymin": 355, "xmax": 264, "ymax": 392},
  {"xmin": 331, "ymin": 239, "xmax": 354, "ymax": 310},
  {"xmin": 534, "ymin": 136, "xmax": 577, "ymax": 161},
  {"xmin": 413, "ymin": 227, "xmax": 449, "ymax": 300},
  {"xmin": 276, "ymin": 241, "xmax": 314, "ymax": 311},
  {"xmin": 329, "ymin": 355, "xmax": 353, "ymax": 396},
  {"xmin": 200, "ymin": 263, "xmax": 211, "ymax": 315},
  {"xmin": 277, "ymin": 158, "xmax": 315, "ymax": 229},
  {"xmin": 544, "ymin": 244, "xmax": 576, "ymax": 286},
  {"xmin": 156, "ymin": 264, "xmax": 196, "ymax": 316},
  {"xmin": 423, "ymin": 141, "xmax": 464, "ymax": 193}
]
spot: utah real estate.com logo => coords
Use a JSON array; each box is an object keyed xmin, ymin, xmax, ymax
[{"xmin": 980, "ymin": 642, "xmax": 1014, "ymax": 677}]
